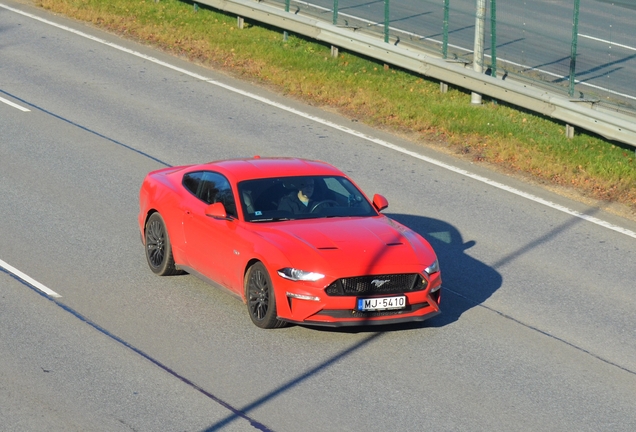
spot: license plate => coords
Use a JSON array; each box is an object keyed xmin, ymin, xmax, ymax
[{"xmin": 357, "ymin": 296, "xmax": 406, "ymax": 311}]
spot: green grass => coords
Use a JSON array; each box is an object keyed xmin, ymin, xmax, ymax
[{"xmin": 38, "ymin": 0, "xmax": 636, "ymax": 212}]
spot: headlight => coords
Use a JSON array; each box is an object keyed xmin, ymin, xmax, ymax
[
  {"xmin": 277, "ymin": 268, "xmax": 325, "ymax": 282},
  {"xmin": 424, "ymin": 259, "xmax": 440, "ymax": 275}
]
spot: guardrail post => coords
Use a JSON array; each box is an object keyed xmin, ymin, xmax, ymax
[
  {"xmin": 471, "ymin": 0, "xmax": 486, "ymax": 104},
  {"xmin": 237, "ymin": 16, "xmax": 244, "ymax": 29}
]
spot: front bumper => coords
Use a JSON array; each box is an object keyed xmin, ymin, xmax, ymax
[
  {"xmin": 285, "ymin": 309, "xmax": 440, "ymax": 327},
  {"xmin": 275, "ymin": 271, "xmax": 442, "ymax": 327}
]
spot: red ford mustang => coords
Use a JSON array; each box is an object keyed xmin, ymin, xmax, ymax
[{"xmin": 138, "ymin": 157, "xmax": 441, "ymax": 328}]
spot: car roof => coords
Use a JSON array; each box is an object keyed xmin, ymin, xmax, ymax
[{"xmin": 188, "ymin": 157, "xmax": 345, "ymax": 182}]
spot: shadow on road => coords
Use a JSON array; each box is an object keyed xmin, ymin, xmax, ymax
[
  {"xmin": 202, "ymin": 333, "xmax": 383, "ymax": 431},
  {"xmin": 386, "ymin": 213, "xmax": 502, "ymax": 328}
]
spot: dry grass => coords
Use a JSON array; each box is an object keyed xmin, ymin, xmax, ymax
[{"xmin": 37, "ymin": 0, "xmax": 636, "ymax": 215}]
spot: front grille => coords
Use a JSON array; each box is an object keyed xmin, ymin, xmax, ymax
[{"xmin": 325, "ymin": 273, "xmax": 427, "ymax": 296}]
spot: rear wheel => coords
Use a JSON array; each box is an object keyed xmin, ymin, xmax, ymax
[
  {"xmin": 245, "ymin": 262, "xmax": 286, "ymax": 329},
  {"xmin": 145, "ymin": 212, "xmax": 181, "ymax": 276}
]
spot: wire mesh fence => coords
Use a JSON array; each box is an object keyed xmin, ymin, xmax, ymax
[{"xmin": 265, "ymin": 0, "xmax": 636, "ymax": 114}]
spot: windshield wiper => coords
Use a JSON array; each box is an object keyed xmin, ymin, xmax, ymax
[{"xmin": 250, "ymin": 217, "xmax": 294, "ymax": 223}]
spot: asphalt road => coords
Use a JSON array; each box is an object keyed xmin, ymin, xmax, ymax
[
  {"xmin": 297, "ymin": 0, "xmax": 636, "ymax": 106},
  {"xmin": 1, "ymin": 1, "xmax": 636, "ymax": 431}
]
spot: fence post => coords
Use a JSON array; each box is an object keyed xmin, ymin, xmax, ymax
[
  {"xmin": 472, "ymin": 0, "xmax": 486, "ymax": 104},
  {"xmin": 283, "ymin": 0, "xmax": 290, "ymax": 41},
  {"xmin": 333, "ymin": 0, "xmax": 338, "ymax": 25},
  {"xmin": 569, "ymin": 0, "xmax": 580, "ymax": 97},
  {"xmin": 490, "ymin": 0, "xmax": 497, "ymax": 78},
  {"xmin": 384, "ymin": 0, "xmax": 390, "ymax": 43},
  {"xmin": 442, "ymin": 0, "xmax": 449, "ymax": 59},
  {"xmin": 440, "ymin": 0, "xmax": 450, "ymax": 93},
  {"xmin": 567, "ymin": 0, "xmax": 580, "ymax": 137}
]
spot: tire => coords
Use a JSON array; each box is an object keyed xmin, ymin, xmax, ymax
[
  {"xmin": 245, "ymin": 262, "xmax": 286, "ymax": 329},
  {"xmin": 144, "ymin": 212, "xmax": 181, "ymax": 276}
]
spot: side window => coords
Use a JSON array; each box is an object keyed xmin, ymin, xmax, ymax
[
  {"xmin": 183, "ymin": 172, "xmax": 204, "ymax": 196},
  {"xmin": 182, "ymin": 171, "xmax": 237, "ymax": 218}
]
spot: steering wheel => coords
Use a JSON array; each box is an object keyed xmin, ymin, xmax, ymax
[{"xmin": 310, "ymin": 200, "xmax": 339, "ymax": 213}]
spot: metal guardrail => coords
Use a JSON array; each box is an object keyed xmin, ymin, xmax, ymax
[{"xmin": 194, "ymin": 0, "xmax": 636, "ymax": 148}]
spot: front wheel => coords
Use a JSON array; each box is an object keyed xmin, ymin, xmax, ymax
[
  {"xmin": 245, "ymin": 262, "xmax": 286, "ymax": 329},
  {"xmin": 145, "ymin": 212, "xmax": 181, "ymax": 276}
]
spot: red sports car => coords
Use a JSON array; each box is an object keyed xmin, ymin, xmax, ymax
[{"xmin": 138, "ymin": 157, "xmax": 441, "ymax": 328}]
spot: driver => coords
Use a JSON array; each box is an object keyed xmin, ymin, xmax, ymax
[{"xmin": 278, "ymin": 178, "xmax": 315, "ymax": 214}]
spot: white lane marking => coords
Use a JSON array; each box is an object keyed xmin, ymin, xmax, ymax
[
  {"xmin": 579, "ymin": 34, "xmax": 636, "ymax": 52},
  {"xmin": 0, "ymin": 95, "xmax": 30, "ymax": 111},
  {"xmin": 3, "ymin": 3, "xmax": 636, "ymax": 240},
  {"xmin": 0, "ymin": 258, "xmax": 62, "ymax": 298}
]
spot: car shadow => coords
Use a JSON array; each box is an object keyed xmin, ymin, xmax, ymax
[
  {"xmin": 308, "ymin": 213, "xmax": 502, "ymax": 333},
  {"xmin": 387, "ymin": 213, "xmax": 502, "ymax": 328}
]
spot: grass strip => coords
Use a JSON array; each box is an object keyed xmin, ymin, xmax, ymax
[{"xmin": 36, "ymin": 0, "xmax": 636, "ymax": 213}]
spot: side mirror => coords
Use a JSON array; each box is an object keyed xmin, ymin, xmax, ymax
[
  {"xmin": 372, "ymin": 194, "xmax": 389, "ymax": 212},
  {"xmin": 205, "ymin": 202, "xmax": 229, "ymax": 220},
  {"xmin": 463, "ymin": 240, "xmax": 476, "ymax": 250}
]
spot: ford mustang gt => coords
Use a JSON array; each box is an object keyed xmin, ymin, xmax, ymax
[{"xmin": 138, "ymin": 157, "xmax": 441, "ymax": 328}]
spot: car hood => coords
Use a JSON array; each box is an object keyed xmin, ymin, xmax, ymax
[{"xmin": 252, "ymin": 216, "xmax": 436, "ymax": 276}]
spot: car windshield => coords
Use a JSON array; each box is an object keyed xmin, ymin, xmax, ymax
[{"xmin": 238, "ymin": 176, "xmax": 378, "ymax": 222}]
